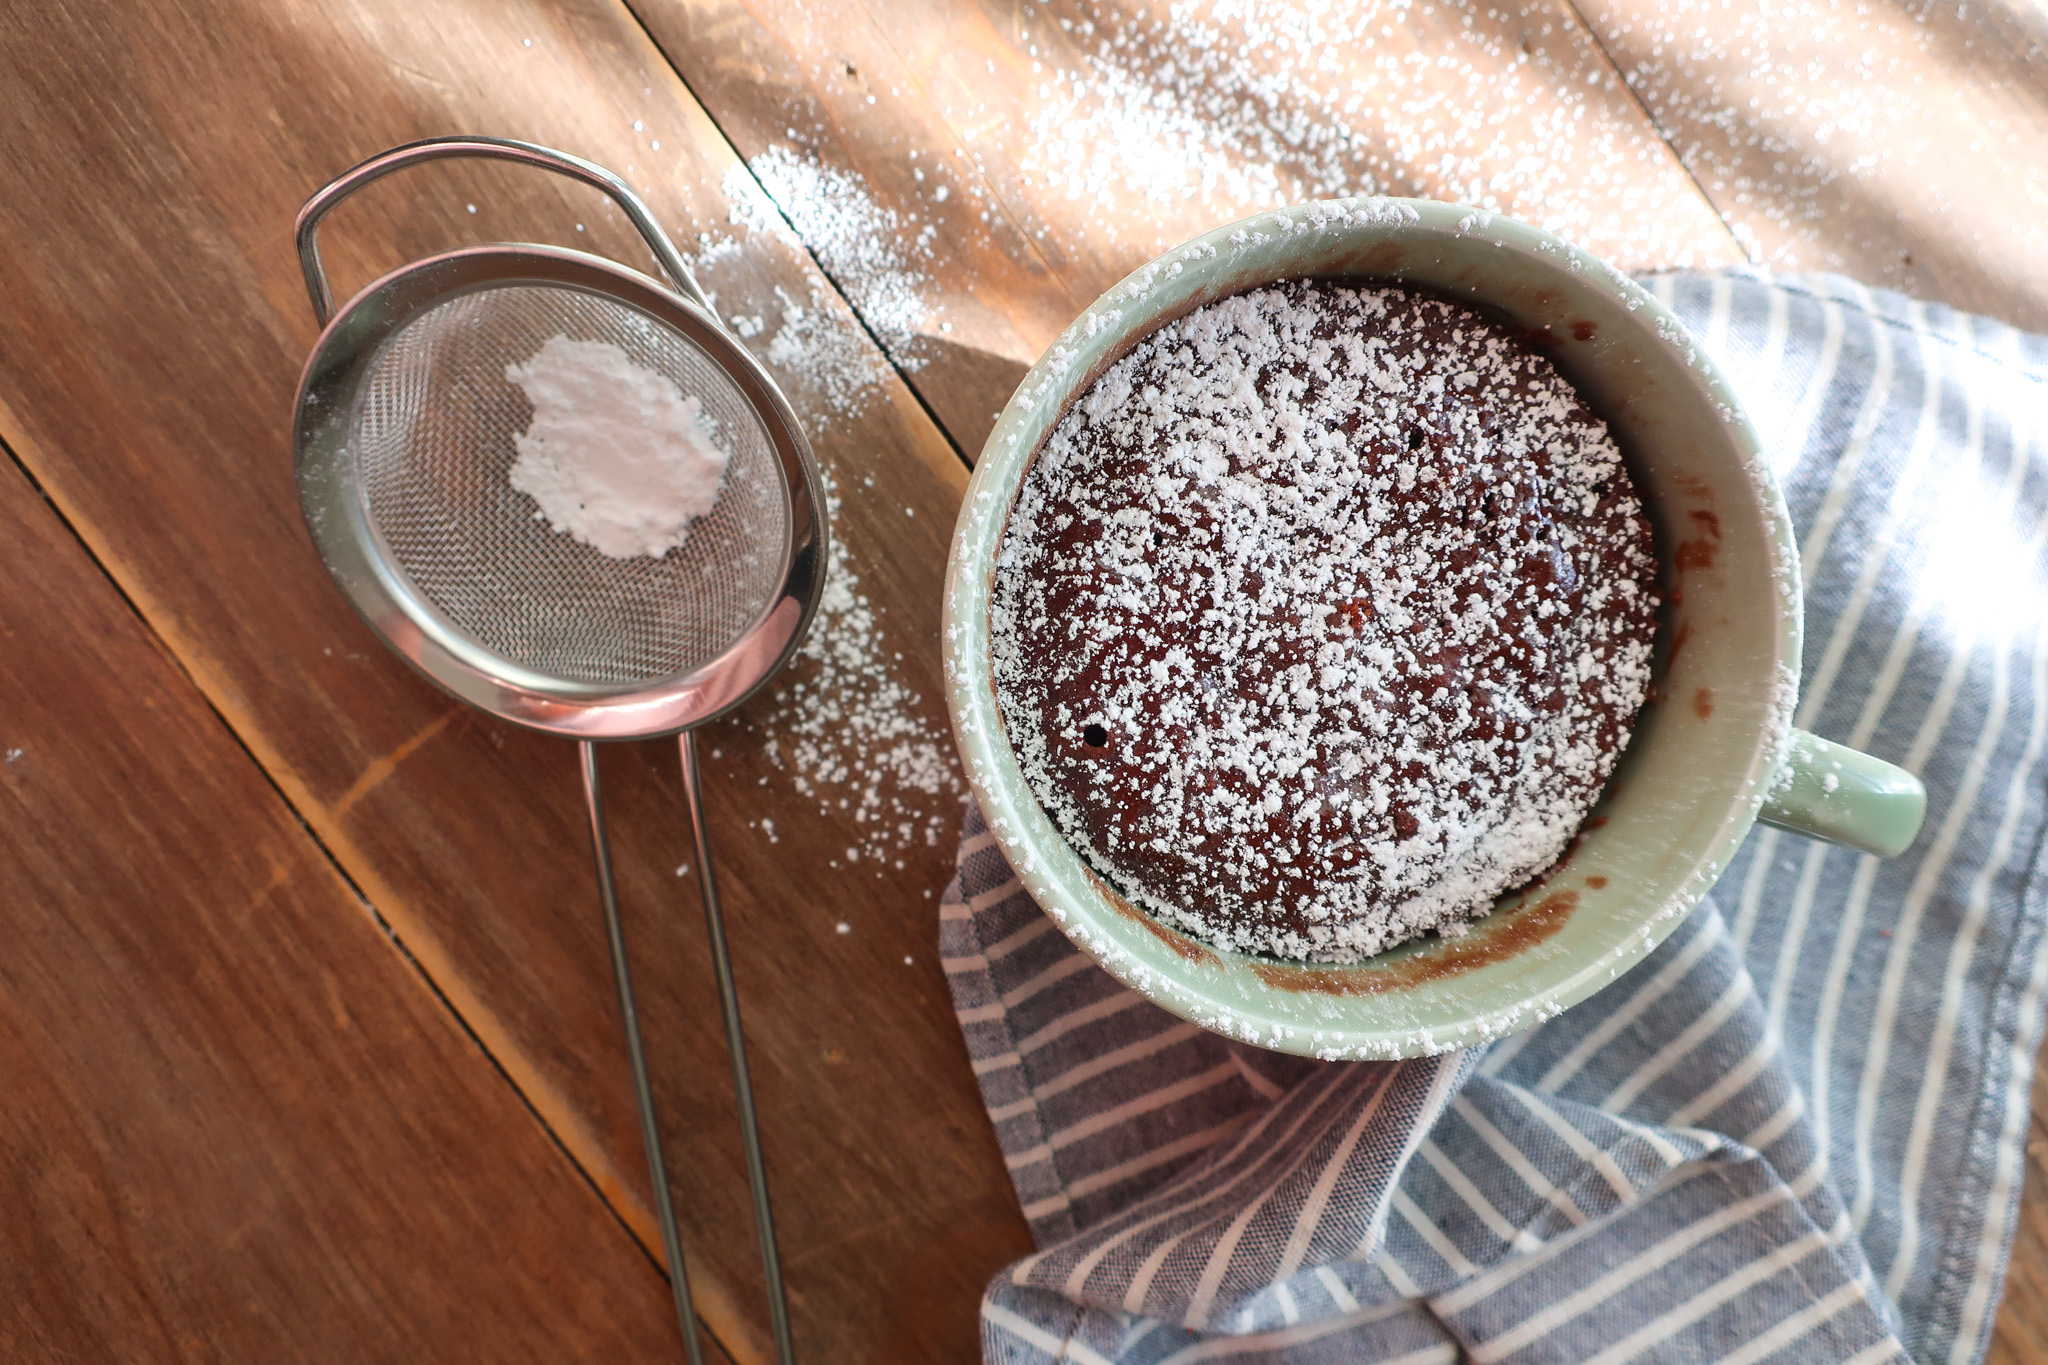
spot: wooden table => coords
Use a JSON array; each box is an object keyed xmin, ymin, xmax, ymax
[{"xmin": 2, "ymin": 1, "xmax": 2045, "ymax": 1360}]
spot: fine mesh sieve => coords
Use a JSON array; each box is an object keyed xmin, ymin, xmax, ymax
[
  {"xmin": 292, "ymin": 138, "xmax": 822, "ymax": 1365},
  {"xmin": 353, "ymin": 284, "xmax": 788, "ymax": 686}
]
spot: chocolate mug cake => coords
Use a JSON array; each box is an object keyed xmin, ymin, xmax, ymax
[{"xmin": 989, "ymin": 280, "xmax": 1658, "ymax": 962}]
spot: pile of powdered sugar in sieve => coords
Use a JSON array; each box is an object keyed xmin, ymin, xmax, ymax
[
  {"xmin": 500, "ymin": 326, "xmax": 961, "ymax": 872},
  {"xmin": 505, "ymin": 335, "xmax": 732, "ymax": 559}
]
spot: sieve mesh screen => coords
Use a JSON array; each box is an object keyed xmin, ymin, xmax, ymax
[{"xmin": 350, "ymin": 284, "xmax": 788, "ymax": 686}]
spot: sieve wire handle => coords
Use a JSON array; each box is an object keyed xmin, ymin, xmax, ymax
[
  {"xmin": 295, "ymin": 136, "xmax": 715, "ymax": 325},
  {"xmin": 680, "ymin": 730, "xmax": 797, "ymax": 1365},
  {"xmin": 581, "ymin": 743, "xmax": 709, "ymax": 1365}
]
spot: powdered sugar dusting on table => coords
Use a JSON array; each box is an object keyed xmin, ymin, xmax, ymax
[
  {"xmin": 742, "ymin": 144, "xmax": 933, "ymax": 369},
  {"xmin": 709, "ymin": 161, "xmax": 899, "ymax": 420},
  {"xmin": 715, "ymin": 149, "xmax": 932, "ymax": 421},
  {"xmin": 745, "ymin": 472, "xmax": 962, "ymax": 870},
  {"xmin": 666, "ymin": 167, "xmax": 961, "ymax": 870},
  {"xmin": 1007, "ymin": 1, "xmax": 1730, "ymax": 269},
  {"xmin": 991, "ymin": 281, "xmax": 1658, "ymax": 961}
]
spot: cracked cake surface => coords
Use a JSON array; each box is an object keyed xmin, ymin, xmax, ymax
[{"xmin": 990, "ymin": 279, "xmax": 1659, "ymax": 962}]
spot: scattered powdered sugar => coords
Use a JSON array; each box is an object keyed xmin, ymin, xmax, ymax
[
  {"xmin": 744, "ymin": 473, "xmax": 962, "ymax": 870},
  {"xmin": 760, "ymin": 282, "xmax": 894, "ymax": 419},
  {"xmin": 714, "ymin": 149, "xmax": 933, "ymax": 422},
  {"xmin": 1592, "ymin": 0, "xmax": 2048, "ymax": 319},
  {"xmin": 650, "ymin": 161, "xmax": 960, "ymax": 872},
  {"xmin": 744, "ymin": 144, "xmax": 934, "ymax": 367},
  {"xmin": 1024, "ymin": 50, "xmax": 1287, "ymax": 223},
  {"xmin": 991, "ymin": 281, "xmax": 1658, "ymax": 961},
  {"xmin": 505, "ymin": 336, "xmax": 731, "ymax": 558},
  {"xmin": 707, "ymin": 162, "xmax": 893, "ymax": 419},
  {"xmin": 1006, "ymin": 1, "xmax": 1728, "ymax": 268}
]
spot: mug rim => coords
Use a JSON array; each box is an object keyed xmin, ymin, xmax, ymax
[{"xmin": 942, "ymin": 199, "xmax": 1800, "ymax": 1058}]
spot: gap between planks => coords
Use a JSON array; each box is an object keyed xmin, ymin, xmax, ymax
[
  {"xmin": 1547, "ymin": 0, "xmax": 1749, "ymax": 266},
  {"xmin": 614, "ymin": 0, "xmax": 979, "ymax": 473}
]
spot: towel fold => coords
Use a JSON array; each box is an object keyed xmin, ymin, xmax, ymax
[{"xmin": 942, "ymin": 271, "xmax": 2048, "ymax": 1364}]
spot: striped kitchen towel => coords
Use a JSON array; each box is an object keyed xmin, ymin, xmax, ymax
[{"xmin": 940, "ymin": 271, "xmax": 2048, "ymax": 1364}]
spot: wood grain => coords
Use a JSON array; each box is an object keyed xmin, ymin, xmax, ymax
[
  {"xmin": 0, "ymin": 1, "xmax": 1023, "ymax": 1361},
  {"xmin": 636, "ymin": 0, "xmax": 1744, "ymax": 457},
  {"xmin": 0, "ymin": 442, "xmax": 697, "ymax": 1360},
  {"xmin": 1568, "ymin": 0, "xmax": 2048, "ymax": 333},
  {"xmin": 1989, "ymin": 1045, "xmax": 2048, "ymax": 1362}
]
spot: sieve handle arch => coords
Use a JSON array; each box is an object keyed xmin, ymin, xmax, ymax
[{"xmin": 295, "ymin": 135, "xmax": 715, "ymax": 325}]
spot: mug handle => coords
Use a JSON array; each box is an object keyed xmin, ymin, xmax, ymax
[{"xmin": 1757, "ymin": 729, "xmax": 1927, "ymax": 858}]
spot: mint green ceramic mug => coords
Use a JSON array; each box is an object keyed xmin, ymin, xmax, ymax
[{"xmin": 942, "ymin": 201, "xmax": 1926, "ymax": 1059}]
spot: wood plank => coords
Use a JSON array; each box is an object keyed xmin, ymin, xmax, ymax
[
  {"xmin": 0, "ymin": 443, "xmax": 693, "ymax": 1360},
  {"xmin": 1988, "ymin": 1048, "xmax": 2048, "ymax": 1362},
  {"xmin": 636, "ymin": 0, "xmax": 1743, "ymax": 458},
  {"xmin": 0, "ymin": 2, "xmax": 1024, "ymax": 1361},
  {"xmin": 1567, "ymin": 0, "xmax": 2048, "ymax": 333}
]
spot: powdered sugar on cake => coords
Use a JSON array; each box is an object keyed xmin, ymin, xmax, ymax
[{"xmin": 990, "ymin": 281, "xmax": 1658, "ymax": 962}]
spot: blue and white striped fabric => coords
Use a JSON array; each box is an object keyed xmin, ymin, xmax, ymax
[{"xmin": 940, "ymin": 271, "xmax": 2048, "ymax": 1364}]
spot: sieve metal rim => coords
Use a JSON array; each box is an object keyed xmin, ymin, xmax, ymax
[{"xmin": 292, "ymin": 243, "xmax": 826, "ymax": 740}]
